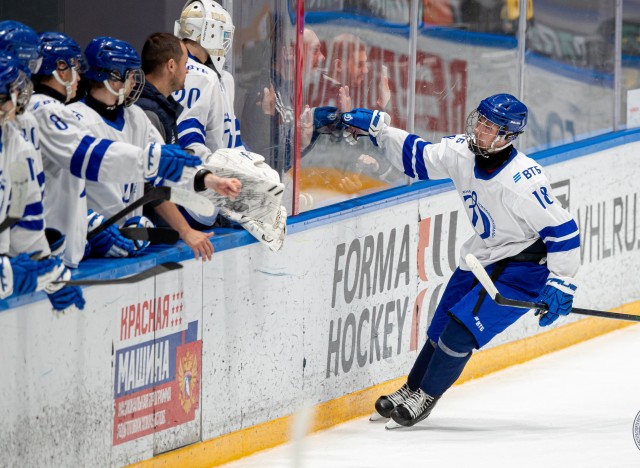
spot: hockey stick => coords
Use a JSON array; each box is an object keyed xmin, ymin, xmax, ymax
[
  {"xmin": 88, "ymin": 187, "xmax": 214, "ymax": 240},
  {"xmin": 465, "ymin": 254, "xmax": 640, "ymax": 322},
  {"xmin": 56, "ymin": 261, "xmax": 182, "ymax": 286},
  {"xmin": 120, "ymin": 227, "xmax": 180, "ymax": 244},
  {"xmin": 0, "ymin": 162, "xmax": 30, "ymax": 234}
]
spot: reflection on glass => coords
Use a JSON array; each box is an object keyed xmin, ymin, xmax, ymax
[
  {"xmin": 621, "ymin": 0, "xmax": 640, "ymax": 128},
  {"xmin": 522, "ymin": 0, "xmax": 615, "ymax": 150},
  {"xmin": 415, "ymin": 0, "xmax": 519, "ymax": 145},
  {"xmin": 291, "ymin": 2, "xmax": 411, "ymax": 212}
]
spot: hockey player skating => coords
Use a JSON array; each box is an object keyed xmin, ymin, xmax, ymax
[
  {"xmin": 174, "ymin": 0, "xmax": 287, "ymax": 251},
  {"xmin": 341, "ymin": 94, "xmax": 580, "ymax": 428},
  {"xmin": 0, "ymin": 52, "xmax": 85, "ymax": 312}
]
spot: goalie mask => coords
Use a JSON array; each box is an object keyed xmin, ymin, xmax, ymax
[
  {"xmin": 0, "ymin": 20, "xmax": 42, "ymax": 76},
  {"xmin": 84, "ymin": 36, "xmax": 145, "ymax": 107},
  {"xmin": 175, "ymin": 0, "xmax": 234, "ymax": 74},
  {"xmin": 37, "ymin": 32, "xmax": 86, "ymax": 103},
  {"xmin": 465, "ymin": 93, "xmax": 528, "ymax": 158},
  {"xmin": 0, "ymin": 52, "xmax": 33, "ymax": 124}
]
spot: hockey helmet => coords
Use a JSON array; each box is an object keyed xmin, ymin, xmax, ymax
[
  {"xmin": 175, "ymin": 0, "xmax": 234, "ymax": 73},
  {"xmin": 465, "ymin": 93, "xmax": 528, "ymax": 157},
  {"xmin": 37, "ymin": 32, "xmax": 85, "ymax": 102},
  {"xmin": 37, "ymin": 32, "xmax": 85, "ymax": 76},
  {"xmin": 0, "ymin": 20, "xmax": 42, "ymax": 76},
  {"xmin": 84, "ymin": 36, "xmax": 145, "ymax": 106},
  {"xmin": 0, "ymin": 51, "xmax": 33, "ymax": 123}
]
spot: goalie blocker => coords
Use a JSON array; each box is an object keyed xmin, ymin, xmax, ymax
[{"xmin": 194, "ymin": 148, "xmax": 287, "ymax": 252}]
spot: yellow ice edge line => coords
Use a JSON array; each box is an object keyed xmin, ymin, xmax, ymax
[{"xmin": 128, "ymin": 302, "xmax": 639, "ymax": 468}]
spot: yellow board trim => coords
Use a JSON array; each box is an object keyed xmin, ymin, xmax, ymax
[{"xmin": 128, "ymin": 303, "xmax": 638, "ymax": 468}]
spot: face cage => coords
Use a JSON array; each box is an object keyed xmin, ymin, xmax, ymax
[
  {"xmin": 0, "ymin": 71, "xmax": 33, "ymax": 123},
  {"xmin": 465, "ymin": 109, "xmax": 517, "ymax": 158},
  {"xmin": 104, "ymin": 68, "xmax": 145, "ymax": 107},
  {"xmin": 200, "ymin": 19, "xmax": 234, "ymax": 58}
]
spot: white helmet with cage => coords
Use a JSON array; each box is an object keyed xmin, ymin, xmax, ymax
[{"xmin": 174, "ymin": 0, "xmax": 234, "ymax": 74}]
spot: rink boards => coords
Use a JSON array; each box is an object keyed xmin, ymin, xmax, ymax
[{"xmin": 1, "ymin": 131, "xmax": 640, "ymax": 467}]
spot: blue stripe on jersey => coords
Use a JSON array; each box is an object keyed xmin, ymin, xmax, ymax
[
  {"xmin": 14, "ymin": 219, "xmax": 44, "ymax": 231},
  {"xmin": 86, "ymin": 139, "xmax": 113, "ymax": 181},
  {"xmin": 545, "ymin": 235, "xmax": 580, "ymax": 253},
  {"xmin": 402, "ymin": 134, "xmax": 419, "ymax": 178},
  {"xmin": 401, "ymin": 134, "xmax": 430, "ymax": 180},
  {"xmin": 80, "ymin": 188, "xmax": 86, "ymax": 198},
  {"xmin": 70, "ymin": 135, "xmax": 97, "ymax": 178},
  {"xmin": 179, "ymin": 131, "xmax": 205, "ymax": 148},
  {"xmin": 37, "ymin": 171, "xmax": 45, "ymax": 187},
  {"xmin": 177, "ymin": 118, "xmax": 205, "ymax": 136},
  {"xmin": 539, "ymin": 219, "xmax": 579, "ymax": 241},
  {"xmin": 22, "ymin": 201, "xmax": 43, "ymax": 216},
  {"xmin": 414, "ymin": 140, "xmax": 430, "ymax": 179}
]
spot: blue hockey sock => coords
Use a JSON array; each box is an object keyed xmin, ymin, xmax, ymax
[
  {"xmin": 421, "ymin": 319, "xmax": 477, "ymax": 397},
  {"xmin": 407, "ymin": 339, "xmax": 436, "ymax": 390}
]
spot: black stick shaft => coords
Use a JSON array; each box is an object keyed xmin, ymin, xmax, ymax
[
  {"xmin": 495, "ymin": 294, "xmax": 640, "ymax": 322},
  {"xmin": 87, "ymin": 187, "xmax": 170, "ymax": 240}
]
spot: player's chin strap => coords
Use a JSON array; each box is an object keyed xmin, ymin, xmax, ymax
[
  {"xmin": 52, "ymin": 68, "xmax": 78, "ymax": 103},
  {"xmin": 104, "ymin": 80, "xmax": 125, "ymax": 106}
]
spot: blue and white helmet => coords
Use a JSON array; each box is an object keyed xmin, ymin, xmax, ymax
[
  {"xmin": 465, "ymin": 93, "xmax": 528, "ymax": 157},
  {"xmin": 0, "ymin": 51, "xmax": 33, "ymax": 124},
  {"xmin": 37, "ymin": 32, "xmax": 85, "ymax": 102},
  {"xmin": 0, "ymin": 20, "xmax": 42, "ymax": 76},
  {"xmin": 84, "ymin": 36, "xmax": 145, "ymax": 106}
]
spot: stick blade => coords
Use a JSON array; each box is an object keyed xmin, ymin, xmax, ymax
[
  {"xmin": 8, "ymin": 162, "xmax": 29, "ymax": 219},
  {"xmin": 464, "ymin": 254, "xmax": 499, "ymax": 300},
  {"xmin": 169, "ymin": 187, "xmax": 215, "ymax": 217}
]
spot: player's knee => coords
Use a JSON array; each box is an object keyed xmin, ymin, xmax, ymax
[{"xmin": 438, "ymin": 318, "xmax": 477, "ymax": 356}]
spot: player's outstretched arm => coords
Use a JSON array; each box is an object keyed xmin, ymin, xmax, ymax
[{"xmin": 340, "ymin": 108, "xmax": 391, "ymax": 146}]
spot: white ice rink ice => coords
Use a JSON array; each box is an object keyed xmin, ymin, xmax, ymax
[{"xmin": 223, "ymin": 325, "xmax": 640, "ymax": 468}]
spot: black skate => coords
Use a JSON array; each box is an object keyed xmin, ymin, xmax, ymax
[
  {"xmin": 387, "ymin": 389, "xmax": 439, "ymax": 429},
  {"xmin": 374, "ymin": 383, "xmax": 413, "ymax": 419}
]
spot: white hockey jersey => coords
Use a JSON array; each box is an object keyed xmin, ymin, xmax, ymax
[
  {"xmin": 174, "ymin": 57, "xmax": 244, "ymax": 226},
  {"xmin": 10, "ymin": 111, "xmax": 51, "ymax": 257},
  {"xmin": 66, "ymin": 101, "xmax": 164, "ymax": 222},
  {"xmin": 30, "ymin": 93, "xmax": 161, "ymax": 267},
  {"xmin": 0, "ymin": 122, "xmax": 29, "ymax": 254},
  {"xmin": 381, "ymin": 128, "xmax": 580, "ymax": 286}
]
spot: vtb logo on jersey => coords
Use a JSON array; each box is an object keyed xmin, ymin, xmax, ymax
[{"xmin": 463, "ymin": 190, "xmax": 492, "ymax": 239}]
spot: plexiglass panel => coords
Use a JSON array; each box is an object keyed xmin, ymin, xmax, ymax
[
  {"xmin": 622, "ymin": 0, "xmax": 640, "ymax": 128},
  {"xmin": 521, "ymin": 0, "xmax": 615, "ymax": 151},
  {"xmin": 234, "ymin": 0, "xmax": 298, "ymax": 213},
  {"xmin": 292, "ymin": 1, "xmax": 412, "ymax": 212},
  {"xmin": 414, "ymin": 0, "xmax": 520, "ymax": 144}
]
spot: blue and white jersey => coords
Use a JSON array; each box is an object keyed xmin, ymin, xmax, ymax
[
  {"xmin": 381, "ymin": 127, "xmax": 580, "ymax": 287},
  {"xmin": 66, "ymin": 101, "xmax": 163, "ymax": 221},
  {"xmin": 30, "ymin": 92, "xmax": 160, "ymax": 267},
  {"xmin": 173, "ymin": 57, "xmax": 243, "ymax": 225},
  {"xmin": 10, "ymin": 112, "xmax": 50, "ymax": 257},
  {"xmin": 174, "ymin": 57, "xmax": 243, "ymax": 158}
]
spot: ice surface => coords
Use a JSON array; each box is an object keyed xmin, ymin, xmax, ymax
[{"xmin": 223, "ymin": 325, "xmax": 640, "ymax": 468}]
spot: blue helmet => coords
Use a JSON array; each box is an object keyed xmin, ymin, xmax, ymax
[
  {"xmin": 37, "ymin": 32, "xmax": 85, "ymax": 76},
  {"xmin": 0, "ymin": 51, "xmax": 33, "ymax": 123},
  {"xmin": 84, "ymin": 36, "xmax": 141, "ymax": 82},
  {"xmin": 0, "ymin": 20, "xmax": 42, "ymax": 76},
  {"xmin": 477, "ymin": 93, "xmax": 528, "ymax": 136}
]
